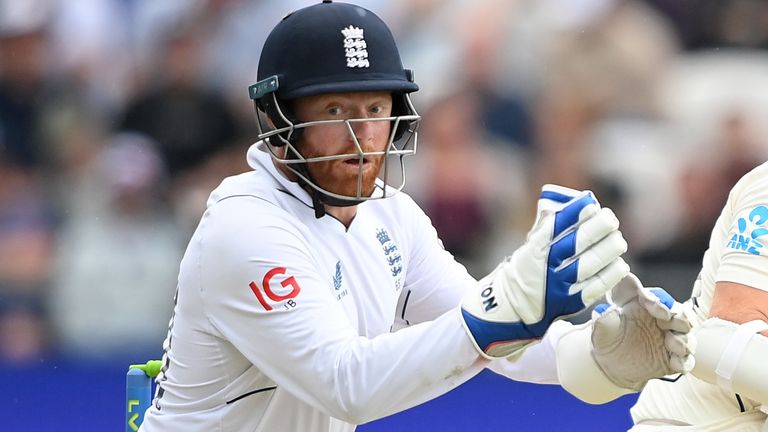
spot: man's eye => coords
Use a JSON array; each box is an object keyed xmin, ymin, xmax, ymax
[
  {"xmin": 370, "ymin": 106, "xmax": 384, "ymax": 114},
  {"xmin": 328, "ymin": 107, "xmax": 343, "ymax": 115}
]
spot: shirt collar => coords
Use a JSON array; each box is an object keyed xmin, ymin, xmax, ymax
[{"xmin": 247, "ymin": 141, "xmax": 315, "ymax": 207}]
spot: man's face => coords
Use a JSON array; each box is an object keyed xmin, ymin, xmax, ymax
[{"xmin": 292, "ymin": 91, "xmax": 393, "ymax": 199}]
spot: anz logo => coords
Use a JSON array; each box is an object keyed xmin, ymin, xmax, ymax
[{"xmin": 726, "ymin": 205, "xmax": 768, "ymax": 256}]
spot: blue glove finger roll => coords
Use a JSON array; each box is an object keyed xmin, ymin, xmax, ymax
[{"xmin": 649, "ymin": 288, "xmax": 675, "ymax": 310}]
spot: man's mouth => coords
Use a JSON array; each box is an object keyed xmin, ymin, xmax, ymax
[{"xmin": 344, "ymin": 157, "xmax": 368, "ymax": 166}]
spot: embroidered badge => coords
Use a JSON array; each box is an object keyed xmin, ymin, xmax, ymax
[
  {"xmin": 376, "ymin": 228, "xmax": 403, "ymax": 290},
  {"xmin": 341, "ymin": 25, "xmax": 369, "ymax": 68},
  {"xmin": 332, "ymin": 260, "xmax": 349, "ymax": 301},
  {"xmin": 333, "ymin": 261, "xmax": 343, "ymax": 290}
]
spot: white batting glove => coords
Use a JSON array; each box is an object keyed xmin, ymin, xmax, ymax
[
  {"xmin": 460, "ymin": 184, "xmax": 629, "ymax": 359},
  {"xmin": 590, "ymin": 273, "xmax": 696, "ymax": 390}
]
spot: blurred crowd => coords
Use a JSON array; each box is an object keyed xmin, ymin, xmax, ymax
[{"xmin": 1, "ymin": 0, "xmax": 768, "ymax": 365}]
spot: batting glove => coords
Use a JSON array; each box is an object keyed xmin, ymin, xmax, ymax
[
  {"xmin": 460, "ymin": 184, "xmax": 629, "ymax": 359},
  {"xmin": 556, "ymin": 273, "xmax": 696, "ymax": 404},
  {"xmin": 591, "ymin": 273, "xmax": 696, "ymax": 389}
]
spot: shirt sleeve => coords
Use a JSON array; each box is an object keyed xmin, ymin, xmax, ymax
[
  {"xmin": 716, "ymin": 163, "xmax": 768, "ymax": 291},
  {"xmin": 197, "ymin": 197, "xmax": 487, "ymax": 424}
]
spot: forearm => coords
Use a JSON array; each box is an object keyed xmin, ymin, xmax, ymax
[
  {"xmin": 554, "ymin": 320, "xmax": 634, "ymax": 404},
  {"xmin": 487, "ymin": 320, "xmax": 567, "ymax": 385},
  {"xmin": 324, "ymin": 311, "xmax": 487, "ymax": 423},
  {"xmin": 698, "ymin": 282, "xmax": 768, "ymax": 403},
  {"xmin": 710, "ymin": 281, "xmax": 768, "ymax": 337},
  {"xmin": 691, "ymin": 317, "xmax": 768, "ymax": 405},
  {"xmin": 488, "ymin": 319, "xmax": 635, "ymax": 403}
]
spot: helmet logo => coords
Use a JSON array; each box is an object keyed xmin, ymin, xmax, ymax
[{"xmin": 341, "ymin": 25, "xmax": 370, "ymax": 68}]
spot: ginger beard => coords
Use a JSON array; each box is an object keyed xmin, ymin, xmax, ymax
[
  {"xmin": 299, "ymin": 133, "xmax": 387, "ymax": 199},
  {"xmin": 288, "ymin": 91, "xmax": 394, "ymax": 200}
]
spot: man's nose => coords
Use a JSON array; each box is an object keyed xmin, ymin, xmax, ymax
[{"xmin": 350, "ymin": 119, "xmax": 376, "ymax": 144}]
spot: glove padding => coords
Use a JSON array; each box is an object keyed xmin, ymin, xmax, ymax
[
  {"xmin": 461, "ymin": 184, "xmax": 629, "ymax": 358},
  {"xmin": 590, "ymin": 273, "xmax": 696, "ymax": 391}
]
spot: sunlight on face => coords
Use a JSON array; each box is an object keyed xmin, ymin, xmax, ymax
[{"xmin": 292, "ymin": 91, "xmax": 393, "ymax": 198}]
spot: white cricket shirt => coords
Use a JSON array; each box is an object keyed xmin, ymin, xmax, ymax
[
  {"xmin": 631, "ymin": 161, "xmax": 768, "ymax": 428},
  {"xmin": 138, "ymin": 143, "xmax": 565, "ymax": 432}
]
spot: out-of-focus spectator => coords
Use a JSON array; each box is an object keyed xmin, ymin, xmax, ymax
[
  {"xmin": 119, "ymin": 13, "xmax": 248, "ymax": 231},
  {"xmin": 120, "ymin": 18, "xmax": 240, "ymax": 177},
  {"xmin": 408, "ymin": 91, "xmax": 529, "ymax": 276},
  {"xmin": 644, "ymin": 0, "xmax": 768, "ymax": 51},
  {"xmin": 636, "ymin": 111, "xmax": 766, "ymax": 296},
  {"xmin": 522, "ymin": 0, "xmax": 678, "ymax": 235},
  {"xmin": 47, "ymin": 0, "xmax": 134, "ymax": 116},
  {"xmin": 0, "ymin": 153, "xmax": 56, "ymax": 363},
  {"xmin": 0, "ymin": 0, "xmax": 55, "ymax": 168},
  {"xmin": 626, "ymin": 52, "xmax": 768, "ymax": 296},
  {"xmin": 48, "ymin": 133, "xmax": 182, "ymax": 359}
]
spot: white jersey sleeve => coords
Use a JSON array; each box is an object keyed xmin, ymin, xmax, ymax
[
  {"xmin": 714, "ymin": 163, "xmax": 768, "ymax": 290},
  {"xmin": 195, "ymin": 196, "xmax": 486, "ymax": 424}
]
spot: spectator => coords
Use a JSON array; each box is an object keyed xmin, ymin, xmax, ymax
[
  {"xmin": 120, "ymin": 14, "xmax": 248, "ymax": 231},
  {"xmin": 0, "ymin": 0, "xmax": 55, "ymax": 168},
  {"xmin": 48, "ymin": 133, "xmax": 182, "ymax": 359},
  {"xmin": 0, "ymin": 153, "xmax": 56, "ymax": 363},
  {"xmin": 408, "ymin": 90, "xmax": 529, "ymax": 275}
]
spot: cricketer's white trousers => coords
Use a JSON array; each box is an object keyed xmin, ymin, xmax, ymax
[{"xmin": 629, "ymin": 413, "xmax": 766, "ymax": 432}]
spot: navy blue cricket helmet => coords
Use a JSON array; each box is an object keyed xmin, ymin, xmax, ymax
[
  {"xmin": 251, "ymin": 0, "xmax": 418, "ymax": 102},
  {"xmin": 248, "ymin": 0, "xmax": 421, "ymax": 209}
]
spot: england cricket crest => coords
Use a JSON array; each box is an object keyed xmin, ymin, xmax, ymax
[
  {"xmin": 376, "ymin": 228, "xmax": 403, "ymax": 291},
  {"xmin": 341, "ymin": 25, "xmax": 369, "ymax": 68},
  {"xmin": 726, "ymin": 205, "xmax": 768, "ymax": 256}
]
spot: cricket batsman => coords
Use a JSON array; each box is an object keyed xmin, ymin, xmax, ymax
[{"xmin": 630, "ymin": 161, "xmax": 768, "ymax": 431}]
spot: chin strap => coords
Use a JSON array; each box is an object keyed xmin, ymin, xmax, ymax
[
  {"xmin": 289, "ymin": 163, "xmax": 326, "ymax": 219},
  {"xmin": 277, "ymin": 136, "xmax": 363, "ymax": 219},
  {"xmin": 310, "ymin": 185, "xmax": 326, "ymax": 219},
  {"xmin": 277, "ymin": 137, "xmax": 327, "ymax": 219}
]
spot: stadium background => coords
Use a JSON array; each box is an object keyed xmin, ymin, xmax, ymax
[{"xmin": 1, "ymin": 0, "xmax": 767, "ymax": 430}]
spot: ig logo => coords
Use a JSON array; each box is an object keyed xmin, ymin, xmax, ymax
[{"xmin": 249, "ymin": 267, "xmax": 301, "ymax": 311}]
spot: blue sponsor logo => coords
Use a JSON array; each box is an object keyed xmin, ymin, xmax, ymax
[
  {"xmin": 333, "ymin": 261, "xmax": 343, "ymax": 290},
  {"xmin": 726, "ymin": 205, "xmax": 768, "ymax": 256},
  {"xmin": 332, "ymin": 260, "xmax": 348, "ymax": 301}
]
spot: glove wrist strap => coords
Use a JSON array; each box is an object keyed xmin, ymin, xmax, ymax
[{"xmin": 556, "ymin": 323, "xmax": 633, "ymax": 404}]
